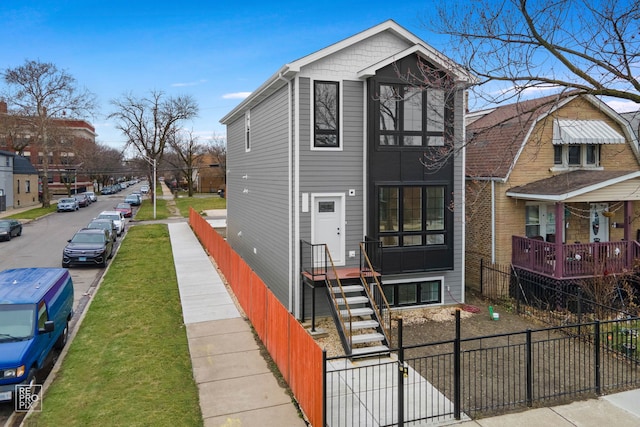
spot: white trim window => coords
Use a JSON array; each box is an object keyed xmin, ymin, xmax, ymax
[
  {"xmin": 313, "ymin": 81, "xmax": 340, "ymax": 149},
  {"xmin": 244, "ymin": 110, "xmax": 251, "ymax": 152}
]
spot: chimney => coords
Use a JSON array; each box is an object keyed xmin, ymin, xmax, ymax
[{"xmin": 0, "ymin": 101, "xmax": 7, "ymax": 114}]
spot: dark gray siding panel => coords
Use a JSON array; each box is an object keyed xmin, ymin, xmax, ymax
[
  {"xmin": 298, "ymin": 78, "xmax": 365, "ymax": 268},
  {"xmin": 226, "ymin": 85, "xmax": 292, "ymax": 306}
]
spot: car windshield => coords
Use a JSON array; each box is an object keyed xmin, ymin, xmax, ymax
[
  {"xmin": 88, "ymin": 223, "xmax": 109, "ymax": 231},
  {"xmin": 0, "ymin": 304, "xmax": 35, "ymax": 340},
  {"xmin": 99, "ymin": 214, "xmax": 120, "ymax": 221},
  {"xmin": 117, "ymin": 204, "xmax": 130, "ymax": 208},
  {"xmin": 60, "ymin": 198, "xmax": 75, "ymax": 203},
  {"xmin": 0, "ymin": 220, "xmax": 11, "ymax": 227},
  {"xmin": 71, "ymin": 233, "xmax": 105, "ymax": 244}
]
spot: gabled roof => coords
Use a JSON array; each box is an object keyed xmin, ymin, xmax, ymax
[
  {"xmin": 13, "ymin": 155, "xmax": 37, "ymax": 175},
  {"xmin": 466, "ymin": 92, "xmax": 640, "ymax": 181},
  {"xmin": 220, "ymin": 20, "xmax": 475, "ymax": 125}
]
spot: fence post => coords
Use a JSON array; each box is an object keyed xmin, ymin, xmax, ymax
[
  {"xmin": 322, "ymin": 350, "xmax": 327, "ymax": 427},
  {"xmin": 526, "ymin": 329, "xmax": 533, "ymax": 407},
  {"xmin": 515, "ymin": 268, "xmax": 521, "ymax": 315},
  {"xmin": 577, "ymin": 288, "xmax": 583, "ymax": 336},
  {"xmin": 595, "ymin": 321, "xmax": 601, "ymax": 395},
  {"xmin": 454, "ymin": 309, "xmax": 461, "ymax": 420},
  {"xmin": 398, "ymin": 318, "xmax": 404, "ymax": 427}
]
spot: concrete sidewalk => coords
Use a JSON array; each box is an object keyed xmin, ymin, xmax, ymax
[{"xmin": 168, "ymin": 221, "xmax": 307, "ymax": 427}]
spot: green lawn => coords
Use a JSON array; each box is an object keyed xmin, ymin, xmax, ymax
[
  {"xmin": 25, "ymin": 225, "xmax": 203, "ymax": 427},
  {"xmin": 174, "ymin": 195, "xmax": 226, "ymax": 217},
  {"xmin": 3, "ymin": 205, "xmax": 56, "ymax": 220}
]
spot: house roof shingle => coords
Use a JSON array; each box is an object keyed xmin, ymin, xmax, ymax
[
  {"xmin": 13, "ymin": 155, "xmax": 38, "ymax": 175},
  {"xmin": 505, "ymin": 170, "xmax": 640, "ymax": 201},
  {"xmin": 466, "ymin": 93, "xmax": 572, "ymax": 179}
]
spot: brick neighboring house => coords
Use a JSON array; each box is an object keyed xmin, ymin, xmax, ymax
[
  {"xmin": 13, "ymin": 155, "xmax": 39, "ymax": 209},
  {"xmin": 221, "ymin": 17, "xmax": 474, "ymax": 341},
  {"xmin": 465, "ymin": 92, "xmax": 640, "ymax": 290},
  {"xmin": 194, "ymin": 153, "xmax": 225, "ymax": 194},
  {"xmin": 0, "ymin": 101, "xmax": 97, "ymax": 197}
]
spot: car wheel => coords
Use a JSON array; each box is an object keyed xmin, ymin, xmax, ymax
[
  {"xmin": 6, "ymin": 234, "xmax": 11, "ymax": 241},
  {"xmin": 17, "ymin": 228, "xmax": 22, "ymax": 236},
  {"xmin": 26, "ymin": 368, "xmax": 38, "ymax": 390},
  {"xmin": 55, "ymin": 322, "xmax": 68, "ymax": 350}
]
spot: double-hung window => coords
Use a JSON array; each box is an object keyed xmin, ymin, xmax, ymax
[
  {"xmin": 378, "ymin": 185, "xmax": 446, "ymax": 247},
  {"xmin": 314, "ymin": 81, "xmax": 339, "ymax": 148}
]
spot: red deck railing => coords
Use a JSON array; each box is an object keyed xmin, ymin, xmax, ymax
[{"xmin": 512, "ymin": 236, "xmax": 640, "ymax": 279}]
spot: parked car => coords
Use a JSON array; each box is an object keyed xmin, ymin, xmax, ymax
[
  {"xmin": 57, "ymin": 197, "xmax": 79, "ymax": 212},
  {"xmin": 62, "ymin": 228, "xmax": 114, "ymax": 268},
  {"xmin": 83, "ymin": 191, "xmax": 97, "ymax": 202},
  {"xmin": 86, "ymin": 219, "xmax": 117, "ymax": 243},
  {"xmin": 97, "ymin": 210, "xmax": 125, "ymax": 236},
  {"xmin": 125, "ymin": 194, "xmax": 141, "ymax": 206},
  {"xmin": 0, "ymin": 268, "xmax": 74, "ymax": 402},
  {"xmin": 0, "ymin": 219, "xmax": 22, "ymax": 241},
  {"xmin": 115, "ymin": 202, "xmax": 133, "ymax": 218},
  {"xmin": 75, "ymin": 193, "xmax": 91, "ymax": 207},
  {"xmin": 140, "ymin": 185, "xmax": 150, "ymax": 194}
]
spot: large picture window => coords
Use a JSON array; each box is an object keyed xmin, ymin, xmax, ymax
[
  {"xmin": 314, "ymin": 81, "xmax": 339, "ymax": 147},
  {"xmin": 378, "ymin": 185, "xmax": 447, "ymax": 247},
  {"xmin": 377, "ymin": 83, "xmax": 446, "ymax": 147}
]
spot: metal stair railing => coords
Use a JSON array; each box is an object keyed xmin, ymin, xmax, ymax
[
  {"xmin": 359, "ymin": 241, "xmax": 391, "ymax": 343},
  {"xmin": 323, "ymin": 245, "xmax": 354, "ymax": 354}
]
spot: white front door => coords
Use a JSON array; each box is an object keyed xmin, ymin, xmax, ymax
[
  {"xmin": 312, "ymin": 194, "xmax": 345, "ymax": 265},
  {"xmin": 590, "ymin": 203, "xmax": 609, "ymax": 242}
]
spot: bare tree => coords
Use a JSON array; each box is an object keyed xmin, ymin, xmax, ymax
[
  {"xmin": 109, "ymin": 91, "xmax": 198, "ymax": 200},
  {"xmin": 206, "ymin": 133, "xmax": 227, "ymax": 181},
  {"xmin": 75, "ymin": 142, "xmax": 125, "ymax": 191},
  {"xmin": 429, "ymin": 0, "xmax": 640, "ymax": 107},
  {"xmin": 166, "ymin": 130, "xmax": 205, "ymax": 197},
  {"xmin": 2, "ymin": 60, "xmax": 96, "ymax": 206}
]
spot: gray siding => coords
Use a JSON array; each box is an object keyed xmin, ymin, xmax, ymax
[
  {"xmin": 443, "ymin": 89, "xmax": 466, "ymax": 304},
  {"xmin": 226, "ymin": 85, "xmax": 292, "ymax": 306},
  {"xmin": 298, "ymin": 78, "xmax": 365, "ymax": 268}
]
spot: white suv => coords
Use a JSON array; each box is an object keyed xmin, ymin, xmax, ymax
[{"xmin": 97, "ymin": 211, "xmax": 125, "ymax": 236}]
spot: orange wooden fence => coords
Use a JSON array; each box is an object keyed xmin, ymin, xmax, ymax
[{"xmin": 189, "ymin": 209, "xmax": 324, "ymax": 427}]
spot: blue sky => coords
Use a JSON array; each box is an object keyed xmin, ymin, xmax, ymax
[
  {"xmin": 1, "ymin": 1, "xmax": 637, "ymax": 151},
  {"xmin": 0, "ymin": 0, "xmax": 447, "ymax": 150}
]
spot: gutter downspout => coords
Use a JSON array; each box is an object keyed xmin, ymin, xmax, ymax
[
  {"xmin": 284, "ymin": 72, "xmax": 299, "ymax": 316},
  {"xmin": 491, "ymin": 180, "xmax": 496, "ymax": 263}
]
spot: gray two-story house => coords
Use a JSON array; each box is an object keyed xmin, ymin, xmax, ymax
[{"xmin": 221, "ymin": 20, "xmax": 474, "ymax": 341}]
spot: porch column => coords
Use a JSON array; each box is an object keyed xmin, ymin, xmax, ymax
[
  {"xmin": 625, "ymin": 200, "xmax": 633, "ymax": 269},
  {"xmin": 624, "ymin": 200, "xmax": 632, "ymax": 242},
  {"xmin": 554, "ymin": 202, "xmax": 565, "ymax": 278}
]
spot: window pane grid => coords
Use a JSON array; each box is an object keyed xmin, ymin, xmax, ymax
[
  {"xmin": 314, "ymin": 81, "xmax": 339, "ymax": 147},
  {"xmin": 378, "ymin": 185, "xmax": 446, "ymax": 247}
]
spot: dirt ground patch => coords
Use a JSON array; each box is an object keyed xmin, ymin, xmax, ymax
[{"xmin": 314, "ymin": 288, "xmax": 545, "ymax": 356}]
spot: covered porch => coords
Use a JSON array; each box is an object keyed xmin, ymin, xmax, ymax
[
  {"xmin": 512, "ymin": 235, "xmax": 640, "ymax": 279},
  {"xmin": 507, "ymin": 170, "xmax": 640, "ymax": 279}
]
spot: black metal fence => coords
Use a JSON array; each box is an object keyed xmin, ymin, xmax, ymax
[
  {"xmin": 324, "ymin": 313, "xmax": 640, "ymax": 426},
  {"xmin": 479, "ymin": 260, "xmax": 639, "ymax": 326}
]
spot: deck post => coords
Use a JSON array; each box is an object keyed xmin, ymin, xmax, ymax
[{"xmin": 554, "ymin": 202, "xmax": 565, "ymax": 278}]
